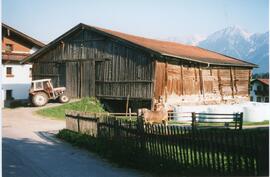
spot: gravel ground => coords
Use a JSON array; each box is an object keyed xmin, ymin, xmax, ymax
[{"xmin": 2, "ymin": 104, "xmax": 150, "ymax": 177}]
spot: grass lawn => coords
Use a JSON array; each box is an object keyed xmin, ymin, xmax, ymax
[
  {"xmin": 243, "ymin": 120, "xmax": 269, "ymax": 126},
  {"xmin": 37, "ymin": 97, "xmax": 269, "ymax": 127},
  {"xmin": 169, "ymin": 120, "xmax": 269, "ymax": 126},
  {"xmin": 36, "ymin": 97, "xmax": 106, "ymax": 120}
]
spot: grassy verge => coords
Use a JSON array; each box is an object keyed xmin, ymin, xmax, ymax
[{"xmin": 36, "ymin": 97, "xmax": 106, "ymax": 120}]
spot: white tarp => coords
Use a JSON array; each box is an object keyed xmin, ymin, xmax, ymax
[{"xmin": 172, "ymin": 102, "xmax": 270, "ymax": 122}]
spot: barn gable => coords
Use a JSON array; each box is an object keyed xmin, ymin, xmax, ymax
[
  {"xmin": 23, "ymin": 23, "xmax": 256, "ymax": 110},
  {"xmin": 28, "ymin": 24, "xmax": 155, "ymax": 106}
]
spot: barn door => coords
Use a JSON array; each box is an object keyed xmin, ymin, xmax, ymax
[
  {"xmin": 80, "ymin": 60, "xmax": 95, "ymax": 97},
  {"xmin": 65, "ymin": 62, "xmax": 80, "ymax": 98},
  {"xmin": 58, "ymin": 63, "xmax": 66, "ymax": 87}
]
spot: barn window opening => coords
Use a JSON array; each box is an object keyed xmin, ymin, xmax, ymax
[
  {"xmin": 265, "ymin": 97, "xmax": 269, "ymax": 102},
  {"xmin": 6, "ymin": 90, "xmax": 13, "ymax": 100},
  {"xmin": 6, "ymin": 44, "xmax": 13, "ymax": 52},
  {"xmin": 6, "ymin": 67, "xmax": 14, "ymax": 77},
  {"xmin": 257, "ymin": 97, "xmax": 261, "ymax": 102},
  {"xmin": 29, "ymin": 68, "xmax": 32, "ymax": 77},
  {"xmin": 250, "ymin": 96, "xmax": 253, "ymax": 101}
]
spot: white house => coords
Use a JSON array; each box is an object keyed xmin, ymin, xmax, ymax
[
  {"xmin": 250, "ymin": 78, "xmax": 269, "ymax": 102},
  {"xmin": 1, "ymin": 23, "xmax": 44, "ymax": 107}
]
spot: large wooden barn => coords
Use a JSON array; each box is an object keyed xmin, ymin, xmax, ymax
[{"xmin": 23, "ymin": 23, "xmax": 256, "ymax": 111}]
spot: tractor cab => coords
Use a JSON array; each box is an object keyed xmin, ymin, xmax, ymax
[{"xmin": 29, "ymin": 79, "xmax": 69, "ymax": 106}]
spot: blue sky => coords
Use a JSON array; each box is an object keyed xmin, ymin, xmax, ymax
[{"xmin": 2, "ymin": 0, "xmax": 269, "ymax": 44}]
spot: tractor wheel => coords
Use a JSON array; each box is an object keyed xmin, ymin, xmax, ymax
[
  {"xmin": 32, "ymin": 92, "xmax": 48, "ymax": 107},
  {"xmin": 59, "ymin": 94, "xmax": 69, "ymax": 103}
]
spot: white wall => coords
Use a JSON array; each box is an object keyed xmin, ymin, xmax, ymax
[
  {"xmin": 173, "ymin": 102, "xmax": 270, "ymax": 122},
  {"xmin": 1, "ymin": 63, "xmax": 32, "ymax": 101}
]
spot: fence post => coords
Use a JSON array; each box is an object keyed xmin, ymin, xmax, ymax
[
  {"xmin": 137, "ymin": 110, "xmax": 146, "ymax": 155},
  {"xmin": 129, "ymin": 108, "xmax": 132, "ymax": 120},
  {"xmin": 77, "ymin": 113, "xmax": 80, "ymax": 133},
  {"xmin": 113, "ymin": 118, "xmax": 119, "ymax": 138},
  {"xmin": 95, "ymin": 113, "xmax": 99, "ymax": 137},
  {"xmin": 192, "ymin": 112, "xmax": 196, "ymax": 129},
  {"xmin": 239, "ymin": 112, "xmax": 243, "ymax": 130}
]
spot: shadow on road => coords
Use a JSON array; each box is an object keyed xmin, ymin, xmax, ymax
[
  {"xmin": 3, "ymin": 137, "xmax": 53, "ymax": 177},
  {"xmin": 3, "ymin": 133, "xmax": 147, "ymax": 177}
]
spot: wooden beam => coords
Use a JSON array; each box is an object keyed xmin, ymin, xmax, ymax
[
  {"xmin": 125, "ymin": 95, "xmax": 130, "ymax": 117},
  {"xmin": 71, "ymin": 38, "xmax": 106, "ymax": 43},
  {"xmin": 217, "ymin": 69, "xmax": 223, "ymax": 100},
  {"xmin": 233, "ymin": 67, "xmax": 238, "ymax": 94},
  {"xmin": 95, "ymin": 80, "xmax": 153, "ymax": 83},
  {"xmin": 80, "ymin": 61, "xmax": 83, "ymax": 97},
  {"xmin": 33, "ymin": 74, "xmax": 59, "ymax": 77},
  {"xmin": 35, "ymin": 58, "xmax": 112, "ymax": 63},
  {"xmin": 199, "ymin": 67, "xmax": 205, "ymax": 97},
  {"xmin": 165, "ymin": 61, "xmax": 168, "ymax": 101},
  {"xmin": 96, "ymin": 95, "xmax": 152, "ymax": 100},
  {"xmin": 151, "ymin": 60, "xmax": 157, "ymax": 109},
  {"xmin": 230, "ymin": 67, "xmax": 235, "ymax": 98},
  {"xmin": 180, "ymin": 64, "xmax": 184, "ymax": 95},
  {"xmin": 248, "ymin": 69, "xmax": 252, "ymax": 95}
]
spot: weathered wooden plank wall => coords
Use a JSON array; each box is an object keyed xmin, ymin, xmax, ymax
[
  {"xmin": 32, "ymin": 28, "xmax": 154, "ymax": 100},
  {"xmin": 154, "ymin": 61, "xmax": 251, "ymax": 104},
  {"xmin": 32, "ymin": 27, "xmax": 251, "ymax": 106}
]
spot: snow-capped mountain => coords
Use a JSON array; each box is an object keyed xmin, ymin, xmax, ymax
[
  {"xmin": 197, "ymin": 26, "xmax": 269, "ymax": 73},
  {"xmin": 164, "ymin": 35, "xmax": 206, "ymax": 46},
  {"xmin": 198, "ymin": 26, "xmax": 252, "ymax": 59},
  {"xmin": 163, "ymin": 26, "xmax": 268, "ymax": 73}
]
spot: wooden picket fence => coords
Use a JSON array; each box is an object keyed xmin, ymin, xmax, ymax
[{"xmin": 65, "ymin": 111, "xmax": 269, "ymax": 176}]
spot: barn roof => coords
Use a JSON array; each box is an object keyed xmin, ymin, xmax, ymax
[
  {"xmin": 2, "ymin": 23, "xmax": 45, "ymax": 48},
  {"xmin": 22, "ymin": 23, "xmax": 257, "ymax": 67}
]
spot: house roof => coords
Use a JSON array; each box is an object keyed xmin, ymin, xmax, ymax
[
  {"xmin": 2, "ymin": 23, "xmax": 45, "ymax": 48},
  {"xmin": 252, "ymin": 79, "xmax": 269, "ymax": 86},
  {"xmin": 22, "ymin": 23, "xmax": 257, "ymax": 68}
]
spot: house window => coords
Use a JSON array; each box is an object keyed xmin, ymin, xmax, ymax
[
  {"xmin": 265, "ymin": 97, "xmax": 269, "ymax": 102},
  {"xmin": 6, "ymin": 67, "xmax": 14, "ymax": 77},
  {"xmin": 6, "ymin": 90, "xmax": 13, "ymax": 100},
  {"xmin": 257, "ymin": 97, "xmax": 262, "ymax": 102},
  {"xmin": 257, "ymin": 85, "xmax": 262, "ymax": 91},
  {"xmin": 6, "ymin": 44, "xmax": 13, "ymax": 52},
  {"xmin": 29, "ymin": 68, "xmax": 32, "ymax": 77}
]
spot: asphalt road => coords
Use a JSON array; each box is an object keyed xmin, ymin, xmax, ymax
[{"xmin": 2, "ymin": 105, "xmax": 149, "ymax": 177}]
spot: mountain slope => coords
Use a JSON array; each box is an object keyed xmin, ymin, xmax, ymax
[{"xmin": 197, "ymin": 26, "xmax": 269, "ymax": 73}]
